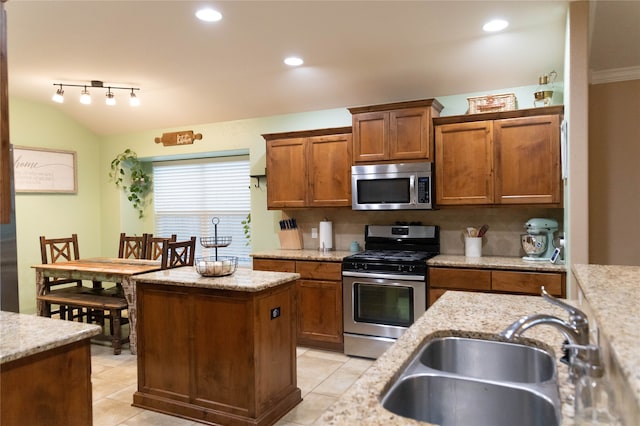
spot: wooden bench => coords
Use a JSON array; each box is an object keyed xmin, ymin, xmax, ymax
[{"xmin": 37, "ymin": 291, "xmax": 129, "ymax": 354}]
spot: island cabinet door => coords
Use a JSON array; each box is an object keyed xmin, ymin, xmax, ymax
[
  {"xmin": 191, "ymin": 291, "xmax": 254, "ymax": 417},
  {"xmin": 135, "ymin": 285, "xmax": 191, "ymax": 401}
]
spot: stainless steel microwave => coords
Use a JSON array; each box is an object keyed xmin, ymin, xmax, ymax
[{"xmin": 351, "ymin": 162, "xmax": 433, "ymax": 210}]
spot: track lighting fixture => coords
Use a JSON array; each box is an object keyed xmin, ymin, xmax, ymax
[{"xmin": 51, "ymin": 80, "xmax": 140, "ymax": 107}]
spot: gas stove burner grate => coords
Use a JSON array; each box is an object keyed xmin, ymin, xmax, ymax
[{"xmin": 344, "ymin": 250, "xmax": 437, "ymax": 263}]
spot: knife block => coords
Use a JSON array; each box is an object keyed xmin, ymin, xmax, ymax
[{"xmin": 278, "ymin": 229, "xmax": 303, "ymax": 250}]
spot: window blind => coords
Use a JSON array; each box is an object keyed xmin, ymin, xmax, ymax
[{"xmin": 153, "ymin": 156, "xmax": 251, "ymax": 265}]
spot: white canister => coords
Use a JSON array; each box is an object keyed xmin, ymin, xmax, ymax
[{"xmin": 465, "ymin": 237, "xmax": 482, "ymax": 257}]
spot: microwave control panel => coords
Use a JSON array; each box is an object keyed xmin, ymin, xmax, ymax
[{"xmin": 417, "ymin": 177, "xmax": 430, "ymax": 204}]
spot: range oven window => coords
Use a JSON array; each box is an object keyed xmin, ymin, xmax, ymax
[
  {"xmin": 356, "ymin": 178, "xmax": 411, "ymax": 204},
  {"xmin": 353, "ymin": 283, "xmax": 414, "ymax": 327}
]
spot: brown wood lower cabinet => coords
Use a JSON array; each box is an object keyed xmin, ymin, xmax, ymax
[
  {"xmin": 428, "ymin": 267, "xmax": 565, "ymax": 307},
  {"xmin": 133, "ymin": 281, "xmax": 301, "ymax": 426},
  {"xmin": 1, "ymin": 340, "xmax": 93, "ymax": 426},
  {"xmin": 253, "ymin": 258, "xmax": 343, "ymax": 352}
]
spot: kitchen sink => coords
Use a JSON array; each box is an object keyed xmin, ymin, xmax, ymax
[
  {"xmin": 381, "ymin": 334, "xmax": 561, "ymax": 425},
  {"xmin": 419, "ymin": 336, "xmax": 556, "ymax": 383},
  {"xmin": 382, "ymin": 374, "xmax": 560, "ymax": 426}
]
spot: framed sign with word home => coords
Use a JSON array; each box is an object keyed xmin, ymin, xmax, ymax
[{"xmin": 13, "ymin": 146, "xmax": 77, "ymax": 193}]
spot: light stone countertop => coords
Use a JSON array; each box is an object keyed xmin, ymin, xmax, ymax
[
  {"xmin": 317, "ymin": 291, "xmax": 576, "ymax": 425},
  {"xmin": 428, "ymin": 254, "xmax": 567, "ymax": 272},
  {"xmin": 251, "ymin": 250, "xmax": 568, "ymax": 273},
  {"xmin": 251, "ymin": 249, "xmax": 353, "ymax": 262},
  {"xmin": 132, "ymin": 266, "xmax": 300, "ymax": 292},
  {"xmin": 0, "ymin": 311, "xmax": 101, "ymax": 364},
  {"xmin": 572, "ymin": 264, "xmax": 640, "ymax": 415}
]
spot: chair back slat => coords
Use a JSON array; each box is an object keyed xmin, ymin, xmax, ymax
[
  {"xmin": 161, "ymin": 237, "xmax": 196, "ymax": 269},
  {"xmin": 39, "ymin": 234, "xmax": 83, "ymax": 288},
  {"xmin": 40, "ymin": 234, "xmax": 80, "ymax": 264},
  {"xmin": 118, "ymin": 233, "xmax": 149, "ymax": 259},
  {"xmin": 145, "ymin": 234, "xmax": 177, "ymax": 260}
]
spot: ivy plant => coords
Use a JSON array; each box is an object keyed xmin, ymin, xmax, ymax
[
  {"xmin": 241, "ymin": 213, "xmax": 251, "ymax": 246},
  {"xmin": 109, "ymin": 149, "xmax": 152, "ymax": 219}
]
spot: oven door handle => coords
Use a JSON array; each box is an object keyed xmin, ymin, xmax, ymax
[{"xmin": 342, "ymin": 271, "xmax": 425, "ymax": 281}]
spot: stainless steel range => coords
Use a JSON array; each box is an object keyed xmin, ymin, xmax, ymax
[{"xmin": 342, "ymin": 224, "xmax": 440, "ymax": 359}]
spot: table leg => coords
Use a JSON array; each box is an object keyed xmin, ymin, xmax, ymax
[
  {"xmin": 120, "ymin": 276, "xmax": 137, "ymax": 355},
  {"xmin": 35, "ymin": 270, "xmax": 48, "ymax": 317}
]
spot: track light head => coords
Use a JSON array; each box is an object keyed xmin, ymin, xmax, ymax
[
  {"xmin": 52, "ymin": 85, "xmax": 64, "ymax": 103},
  {"xmin": 80, "ymin": 86, "xmax": 91, "ymax": 105},
  {"xmin": 129, "ymin": 89, "xmax": 140, "ymax": 107},
  {"xmin": 105, "ymin": 89, "xmax": 116, "ymax": 106}
]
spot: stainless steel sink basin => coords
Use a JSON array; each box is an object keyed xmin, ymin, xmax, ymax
[
  {"xmin": 382, "ymin": 374, "xmax": 560, "ymax": 426},
  {"xmin": 419, "ymin": 336, "xmax": 555, "ymax": 383},
  {"xmin": 380, "ymin": 335, "xmax": 561, "ymax": 425}
]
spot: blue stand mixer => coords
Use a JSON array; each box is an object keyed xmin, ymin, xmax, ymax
[{"xmin": 521, "ymin": 218, "xmax": 559, "ymax": 261}]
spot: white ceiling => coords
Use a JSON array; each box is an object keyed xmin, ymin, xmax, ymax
[{"xmin": 4, "ymin": 1, "xmax": 639, "ymax": 136}]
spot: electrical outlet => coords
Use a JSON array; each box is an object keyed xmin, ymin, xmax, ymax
[
  {"xmin": 270, "ymin": 307, "xmax": 281, "ymax": 320},
  {"xmin": 311, "ymin": 227, "xmax": 318, "ymax": 238}
]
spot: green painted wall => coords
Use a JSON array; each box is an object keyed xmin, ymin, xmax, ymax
[{"xmin": 10, "ymin": 98, "xmax": 102, "ymax": 313}]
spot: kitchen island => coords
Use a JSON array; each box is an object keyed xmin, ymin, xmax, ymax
[
  {"xmin": 131, "ymin": 266, "xmax": 302, "ymax": 426},
  {"xmin": 0, "ymin": 311, "xmax": 101, "ymax": 426}
]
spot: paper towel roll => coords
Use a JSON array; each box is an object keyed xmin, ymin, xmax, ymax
[{"xmin": 319, "ymin": 220, "xmax": 333, "ymax": 251}]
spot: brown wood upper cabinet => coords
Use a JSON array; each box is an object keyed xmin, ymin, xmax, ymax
[
  {"xmin": 264, "ymin": 127, "xmax": 352, "ymax": 209},
  {"xmin": 349, "ymin": 99, "xmax": 443, "ymax": 164},
  {"xmin": 434, "ymin": 106, "xmax": 563, "ymax": 206}
]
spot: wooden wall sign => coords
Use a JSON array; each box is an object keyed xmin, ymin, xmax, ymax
[{"xmin": 154, "ymin": 130, "xmax": 202, "ymax": 147}]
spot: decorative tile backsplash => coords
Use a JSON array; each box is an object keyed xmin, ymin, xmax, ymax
[{"xmin": 283, "ymin": 207, "xmax": 564, "ymax": 257}]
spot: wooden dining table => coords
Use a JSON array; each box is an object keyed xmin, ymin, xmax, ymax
[{"xmin": 33, "ymin": 257, "xmax": 163, "ymax": 354}]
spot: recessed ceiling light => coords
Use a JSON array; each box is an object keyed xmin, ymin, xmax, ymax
[
  {"xmin": 196, "ymin": 8, "xmax": 222, "ymax": 22},
  {"xmin": 284, "ymin": 57, "xmax": 304, "ymax": 67},
  {"xmin": 483, "ymin": 19, "xmax": 509, "ymax": 32}
]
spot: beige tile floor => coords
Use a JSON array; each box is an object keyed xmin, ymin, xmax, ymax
[{"xmin": 91, "ymin": 343, "xmax": 373, "ymax": 426}]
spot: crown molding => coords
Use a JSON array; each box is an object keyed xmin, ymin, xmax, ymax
[{"xmin": 590, "ymin": 66, "xmax": 640, "ymax": 84}]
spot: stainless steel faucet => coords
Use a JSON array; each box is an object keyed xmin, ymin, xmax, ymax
[
  {"xmin": 500, "ymin": 287, "xmax": 589, "ymax": 345},
  {"xmin": 500, "ymin": 287, "xmax": 590, "ymax": 382}
]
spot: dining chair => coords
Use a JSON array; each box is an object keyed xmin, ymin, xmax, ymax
[
  {"xmin": 161, "ymin": 237, "xmax": 197, "ymax": 269},
  {"xmin": 118, "ymin": 233, "xmax": 149, "ymax": 259},
  {"xmin": 38, "ymin": 234, "xmax": 92, "ymax": 320},
  {"xmin": 145, "ymin": 234, "xmax": 177, "ymax": 261}
]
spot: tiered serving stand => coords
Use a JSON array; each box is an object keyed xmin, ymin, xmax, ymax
[{"xmin": 195, "ymin": 217, "xmax": 238, "ymax": 276}]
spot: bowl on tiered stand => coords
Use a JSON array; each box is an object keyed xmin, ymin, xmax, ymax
[{"xmin": 194, "ymin": 256, "xmax": 238, "ymax": 277}]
